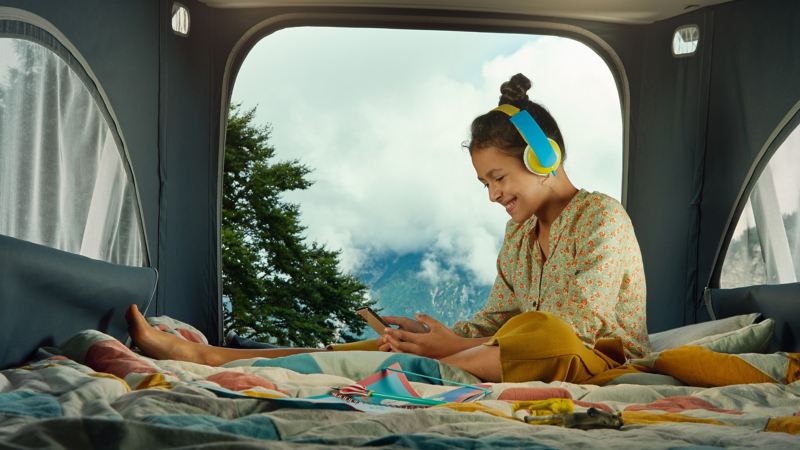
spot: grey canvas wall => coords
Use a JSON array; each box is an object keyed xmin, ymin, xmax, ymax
[{"xmin": 2, "ymin": 0, "xmax": 798, "ymax": 343}]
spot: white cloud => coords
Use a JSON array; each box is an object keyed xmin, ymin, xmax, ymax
[
  {"xmin": 418, "ymin": 253, "xmax": 457, "ymax": 285},
  {"xmin": 232, "ymin": 28, "xmax": 622, "ymax": 284}
]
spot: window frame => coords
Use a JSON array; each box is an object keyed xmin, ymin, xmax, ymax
[{"xmin": 214, "ymin": 12, "xmax": 632, "ymax": 333}]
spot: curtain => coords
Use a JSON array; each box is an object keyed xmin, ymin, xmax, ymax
[
  {"xmin": 0, "ymin": 32, "xmax": 145, "ymax": 266},
  {"xmin": 721, "ymin": 124, "xmax": 800, "ymax": 287}
]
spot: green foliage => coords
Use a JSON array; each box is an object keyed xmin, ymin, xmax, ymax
[{"xmin": 222, "ymin": 105, "xmax": 373, "ymax": 346}]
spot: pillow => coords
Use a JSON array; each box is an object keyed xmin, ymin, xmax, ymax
[
  {"xmin": 685, "ymin": 319, "xmax": 774, "ymax": 354},
  {"xmin": 146, "ymin": 315, "xmax": 209, "ymax": 345},
  {"xmin": 648, "ymin": 313, "xmax": 761, "ymax": 352}
]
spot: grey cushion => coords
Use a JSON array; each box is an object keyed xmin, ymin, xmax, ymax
[{"xmin": 648, "ymin": 313, "xmax": 761, "ymax": 352}]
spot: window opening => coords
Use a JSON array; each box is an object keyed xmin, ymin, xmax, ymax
[
  {"xmin": 225, "ymin": 27, "xmax": 624, "ymax": 345},
  {"xmin": 720, "ymin": 122, "xmax": 800, "ymax": 287},
  {"xmin": 0, "ymin": 21, "xmax": 147, "ymax": 266}
]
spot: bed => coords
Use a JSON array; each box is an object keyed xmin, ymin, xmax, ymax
[{"xmin": 2, "ymin": 236, "xmax": 800, "ymax": 449}]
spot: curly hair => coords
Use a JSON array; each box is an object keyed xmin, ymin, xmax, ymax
[{"xmin": 467, "ymin": 73, "xmax": 565, "ymax": 161}]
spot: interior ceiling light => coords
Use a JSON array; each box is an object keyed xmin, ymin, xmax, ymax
[
  {"xmin": 672, "ymin": 25, "xmax": 699, "ymax": 56},
  {"xmin": 171, "ymin": 3, "xmax": 190, "ymax": 37}
]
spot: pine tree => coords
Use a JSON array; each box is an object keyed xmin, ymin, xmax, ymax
[{"xmin": 222, "ymin": 105, "xmax": 373, "ymax": 346}]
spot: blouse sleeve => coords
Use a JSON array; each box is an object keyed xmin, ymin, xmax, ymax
[
  {"xmin": 452, "ymin": 271, "xmax": 521, "ymax": 338},
  {"xmin": 452, "ymin": 224, "xmax": 523, "ymax": 338}
]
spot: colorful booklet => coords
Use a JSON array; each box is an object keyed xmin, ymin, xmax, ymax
[
  {"xmin": 326, "ymin": 362, "xmax": 491, "ymax": 409},
  {"xmin": 201, "ymin": 362, "xmax": 490, "ymax": 413}
]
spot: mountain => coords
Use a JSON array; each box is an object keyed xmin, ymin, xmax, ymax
[{"xmin": 354, "ymin": 251, "xmax": 491, "ymax": 331}]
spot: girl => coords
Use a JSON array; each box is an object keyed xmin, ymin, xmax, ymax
[
  {"xmin": 127, "ymin": 73, "xmax": 649, "ymax": 383},
  {"xmin": 378, "ymin": 73, "xmax": 649, "ymax": 382}
]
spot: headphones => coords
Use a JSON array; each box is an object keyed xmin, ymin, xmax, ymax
[{"xmin": 492, "ymin": 104, "xmax": 562, "ymax": 177}]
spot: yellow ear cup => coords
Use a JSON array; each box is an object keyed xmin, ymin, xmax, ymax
[{"xmin": 524, "ymin": 138, "xmax": 562, "ymax": 176}]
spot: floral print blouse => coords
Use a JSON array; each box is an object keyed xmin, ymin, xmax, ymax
[{"xmin": 452, "ymin": 189, "xmax": 650, "ymax": 359}]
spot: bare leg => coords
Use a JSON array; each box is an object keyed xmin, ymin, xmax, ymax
[
  {"xmin": 126, "ymin": 305, "xmax": 324, "ymax": 366},
  {"xmin": 440, "ymin": 344, "xmax": 502, "ymax": 382}
]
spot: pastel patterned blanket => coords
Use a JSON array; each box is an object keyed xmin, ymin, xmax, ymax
[{"xmin": 1, "ymin": 325, "xmax": 799, "ymax": 448}]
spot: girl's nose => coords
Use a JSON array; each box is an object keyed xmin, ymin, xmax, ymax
[{"xmin": 489, "ymin": 186, "xmax": 502, "ymax": 202}]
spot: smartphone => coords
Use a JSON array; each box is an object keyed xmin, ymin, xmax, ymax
[
  {"xmin": 356, "ymin": 307, "xmax": 391, "ymax": 335},
  {"xmin": 356, "ymin": 307, "xmax": 431, "ymax": 335}
]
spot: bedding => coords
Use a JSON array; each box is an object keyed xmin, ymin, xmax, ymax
[
  {"xmin": 1, "ymin": 319, "xmax": 799, "ymax": 449},
  {"xmin": 648, "ymin": 313, "xmax": 762, "ymax": 352}
]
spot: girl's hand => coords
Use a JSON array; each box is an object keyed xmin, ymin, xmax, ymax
[
  {"xmin": 381, "ymin": 315, "xmax": 430, "ymax": 334},
  {"xmin": 380, "ymin": 313, "xmax": 469, "ymax": 359},
  {"xmin": 377, "ymin": 315, "xmax": 428, "ymax": 352}
]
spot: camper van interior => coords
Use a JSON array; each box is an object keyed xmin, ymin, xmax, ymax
[{"xmin": 1, "ymin": 0, "xmax": 799, "ymax": 447}]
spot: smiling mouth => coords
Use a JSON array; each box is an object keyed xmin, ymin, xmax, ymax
[{"xmin": 504, "ymin": 198, "xmax": 517, "ymax": 213}]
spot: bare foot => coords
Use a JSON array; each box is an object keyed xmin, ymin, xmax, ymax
[{"xmin": 126, "ymin": 304, "xmax": 208, "ymax": 364}]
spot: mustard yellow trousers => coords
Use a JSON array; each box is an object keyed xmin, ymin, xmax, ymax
[{"xmin": 329, "ymin": 311, "xmax": 624, "ymax": 383}]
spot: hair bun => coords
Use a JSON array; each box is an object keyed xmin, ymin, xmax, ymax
[{"xmin": 499, "ymin": 73, "xmax": 532, "ymax": 105}]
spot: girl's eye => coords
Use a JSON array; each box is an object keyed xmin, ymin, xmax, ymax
[{"xmin": 496, "ymin": 176, "xmax": 505, "ymax": 182}]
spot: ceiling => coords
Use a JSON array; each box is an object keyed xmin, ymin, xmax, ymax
[{"xmin": 195, "ymin": 0, "xmax": 733, "ymax": 24}]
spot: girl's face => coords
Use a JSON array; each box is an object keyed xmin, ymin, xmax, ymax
[{"xmin": 471, "ymin": 146, "xmax": 545, "ymax": 223}]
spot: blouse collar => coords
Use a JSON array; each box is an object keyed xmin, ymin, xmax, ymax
[{"xmin": 525, "ymin": 188, "xmax": 588, "ymax": 239}]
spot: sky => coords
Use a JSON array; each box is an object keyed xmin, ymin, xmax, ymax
[{"xmin": 231, "ymin": 27, "xmax": 624, "ymax": 285}]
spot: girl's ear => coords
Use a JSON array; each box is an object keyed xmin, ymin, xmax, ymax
[
  {"xmin": 536, "ymin": 174, "xmax": 549, "ymax": 185},
  {"xmin": 539, "ymin": 164, "xmax": 564, "ymax": 184}
]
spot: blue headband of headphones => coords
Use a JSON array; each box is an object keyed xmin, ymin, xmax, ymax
[{"xmin": 493, "ymin": 104, "xmax": 560, "ymax": 176}]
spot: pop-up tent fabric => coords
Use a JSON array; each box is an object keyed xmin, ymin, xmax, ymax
[
  {"xmin": 0, "ymin": 0, "xmax": 798, "ymax": 345},
  {"xmin": 0, "ymin": 235, "xmax": 157, "ymax": 369}
]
